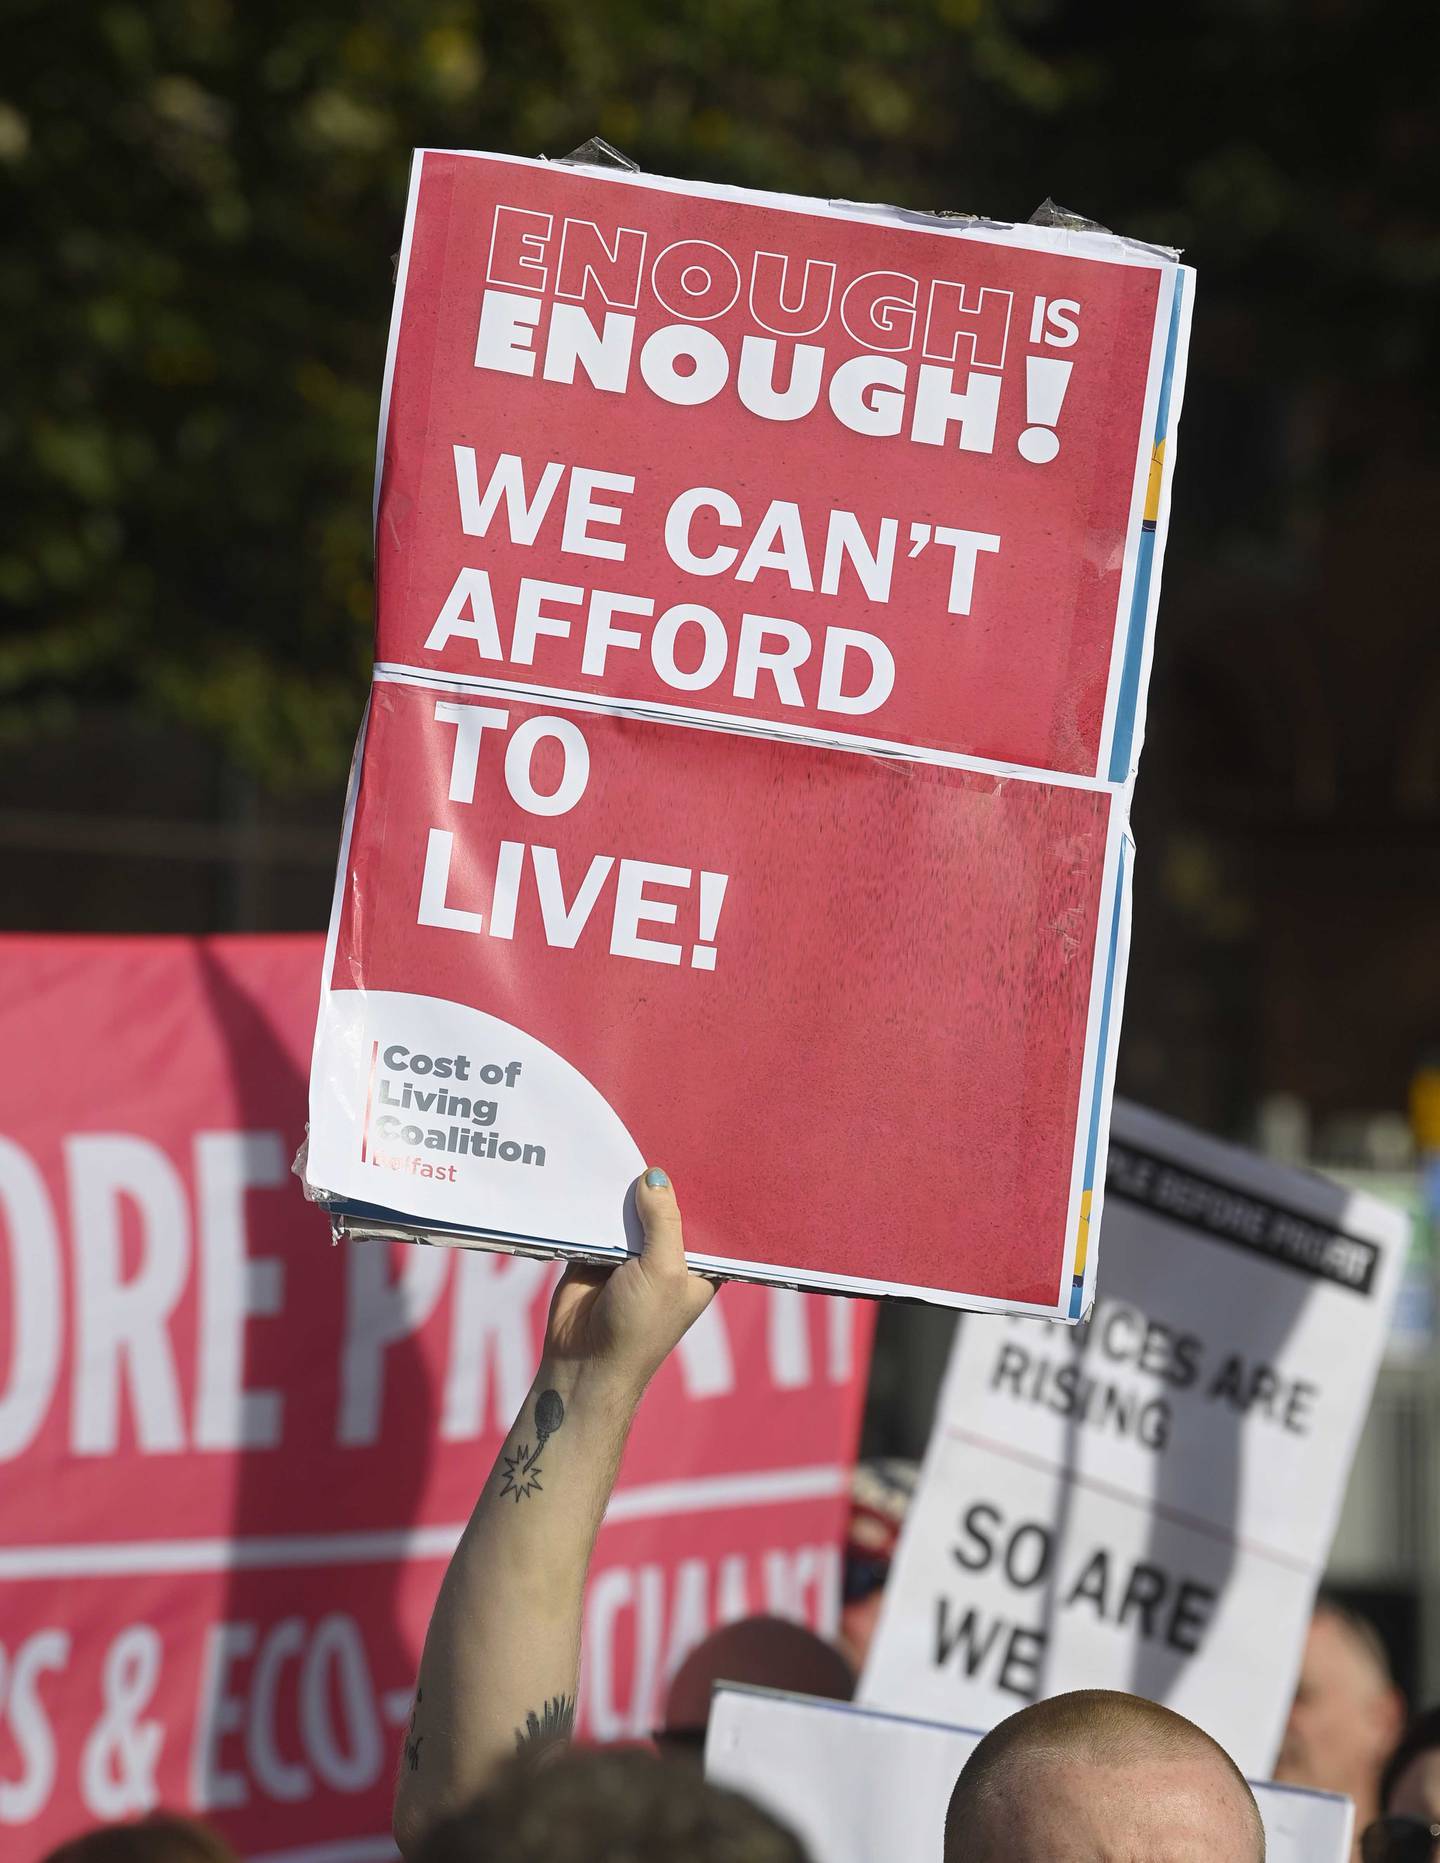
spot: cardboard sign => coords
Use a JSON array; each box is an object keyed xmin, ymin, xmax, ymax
[
  {"xmin": 859, "ymin": 1099, "xmax": 1406, "ymax": 1771},
  {"xmin": 706, "ymin": 1684, "xmax": 1355, "ymax": 1862},
  {"xmin": 307, "ymin": 147, "xmax": 1194, "ymax": 1312},
  {"xmin": 0, "ymin": 936, "xmax": 871, "ymax": 1858}
]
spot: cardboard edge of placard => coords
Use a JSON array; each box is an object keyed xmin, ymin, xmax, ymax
[
  {"xmin": 318, "ymin": 1208, "xmax": 1101, "ymax": 1320},
  {"xmin": 420, "ymin": 143, "xmax": 1186, "ymax": 271},
  {"xmin": 1100, "ymin": 263, "xmax": 1197, "ymax": 787}
]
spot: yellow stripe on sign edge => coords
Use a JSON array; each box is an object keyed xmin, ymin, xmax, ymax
[
  {"xmin": 1412, "ymin": 1065, "xmax": 1440, "ymax": 1151},
  {"xmin": 1144, "ymin": 438, "xmax": 1167, "ymax": 523},
  {"xmin": 1073, "ymin": 1188, "xmax": 1092, "ymax": 1278}
]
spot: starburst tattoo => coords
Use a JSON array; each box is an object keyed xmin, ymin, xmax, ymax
[
  {"xmin": 498, "ymin": 1388, "xmax": 565, "ymax": 1502},
  {"xmin": 515, "ymin": 1693, "xmax": 575, "ymax": 1755}
]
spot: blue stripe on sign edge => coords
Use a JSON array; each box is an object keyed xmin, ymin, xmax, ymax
[
  {"xmin": 1069, "ymin": 848, "xmax": 1129, "ymax": 1318},
  {"xmin": 1107, "ymin": 270, "xmax": 1188, "ymax": 784}
]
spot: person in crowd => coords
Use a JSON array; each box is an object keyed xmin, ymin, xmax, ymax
[
  {"xmin": 655, "ymin": 1614, "xmax": 854, "ymax": 1761},
  {"xmin": 40, "ymin": 1813, "xmax": 238, "ymax": 1863},
  {"xmin": 944, "ymin": 1689, "xmax": 1266, "ymax": 1862},
  {"xmin": 1357, "ymin": 1702, "xmax": 1440, "ymax": 1862},
  {"xmin": 413, "ymin": 1747, "xmax": 809, "ymax": 1862},
  {"xmin": 393, "ymin": 1169, "xmax": 1272, "ymax": 1861},
  {"xmin": 1275, "ymin": 1596, "xmax": 1405, "ymax": 1851},
  {"xmin": 836, "ymin": 1455, "xmax": 917, "ymax": 1671}
]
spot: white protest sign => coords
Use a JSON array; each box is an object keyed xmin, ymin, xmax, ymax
[
  {"xmin": 859, "ymin": 1098, "xmax": 1405, "ymax": 1772},
  {"xmin": 705, "ymin": 1684, "xmax": 1354, "ymax": 1862}
]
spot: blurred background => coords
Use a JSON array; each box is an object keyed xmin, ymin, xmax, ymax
[{"xmin": 4, "ymin": 0, "xmax": 1439, "ymax": 1689}]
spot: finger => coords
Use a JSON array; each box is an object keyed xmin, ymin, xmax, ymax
[
  {"xmin": 554, "ymin": 1260, "xmax": 610, "ymax": 1296},
  {"xmin": 634, "ymin": 1166, "xmax": 685, "ymax": 1274}
]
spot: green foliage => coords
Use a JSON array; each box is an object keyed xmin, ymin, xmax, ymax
[{"xmin": 3, "ymin": 0, "xmax": 1437, "ymax": 782}]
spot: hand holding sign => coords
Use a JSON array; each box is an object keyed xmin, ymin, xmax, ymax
[{"xmin": 544, "ymin": 1169, "xmax": 718, "ymax": 1400}]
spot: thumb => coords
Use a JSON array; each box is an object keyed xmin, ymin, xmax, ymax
[{"xmin": 634, "ymin": 1166, "xmax": 686, "ymax": 1274}]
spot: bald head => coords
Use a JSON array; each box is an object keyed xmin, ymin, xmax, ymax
[{"xmin": 944, "ymin": 1691, "xmax": 1265, "ymax": 1863}]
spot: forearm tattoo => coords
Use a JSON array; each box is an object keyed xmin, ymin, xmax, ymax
[
  {"xmin": 515, "ymin": 1693, "xmax": 575, "ymax": 1754},
  {"xmin": 499, "ymin": 1388, "xmax": 565, "ymax": 1502}
]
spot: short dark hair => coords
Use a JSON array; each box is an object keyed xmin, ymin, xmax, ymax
[
  {"xmin": 1382, "ymin": 1703, "xmax": 1440, "ymax": 1810},
  {"xmin": 416, "ymin": 1747, "xmax": 809, "ymax": 1862},
  {"xmin": 40, "ymin": 1813, "xmax": 238, "ymax": 1863}
]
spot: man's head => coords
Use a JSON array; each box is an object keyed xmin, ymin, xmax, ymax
[
  {"xmin": 657, "ymin": 1615, "xmax": 854, "ymax": 1761},
  {"xmin": 414, "ymin": 1747, "xmax": 809, "ymax": 1862},
  {"xmin": 944, "ymin": 1689, "xmax": 1265, "ymax": 1863},
  {"xmin": 41, "ymin": 1814, "xmax": 237, "ymax": 1863},
  {"xmin": 1275, "ymin": 1599, "xmax": 1404, "ymax": 1818}
]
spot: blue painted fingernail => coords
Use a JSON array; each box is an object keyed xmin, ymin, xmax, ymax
[{"xmin": 645, "ymin": 1167, "xmax": 670, "ymax": 1189}]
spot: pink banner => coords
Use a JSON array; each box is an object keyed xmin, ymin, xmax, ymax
[{"xmin": 0, "ymin": 936, "xmax": 871, "ymax": 1857}]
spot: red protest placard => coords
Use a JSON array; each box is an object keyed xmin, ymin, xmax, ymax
[
  {"xmin": 0, "ymin": 937, "xmax": 870, "ymax": 1856},
  {"xmin": 309, "ymin": 149, "xmax": 1192, "ymax": 1315},
  {"xmin": 310, "ymin": 678, "xmax": 1118, "ymax": 1307},
  {"xmin": 375, "ymin": 152, "xmax": 1178, "ymax": 777}
]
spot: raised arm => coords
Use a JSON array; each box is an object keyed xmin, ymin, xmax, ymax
[{"xmin": 392, "ymin": 1169, "xmax": 716, "ymax": 1855}]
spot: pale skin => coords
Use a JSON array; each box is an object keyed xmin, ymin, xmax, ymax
[
  {"xmin": 1274, "ymin": 1607, "xmax": 1404, "ymax": 1857},
  {"xmin": 946, "ymin": 1751, "xmax": 1263, "ymax": 1863},
  {"xmin": 391, "ymin": 1170, "xmax": 716, "ymax": 1856}
]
